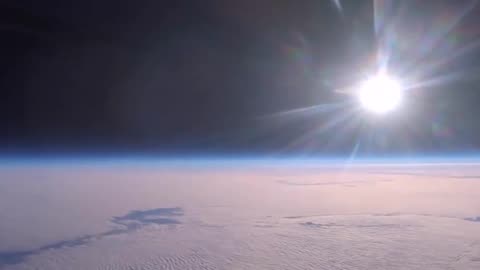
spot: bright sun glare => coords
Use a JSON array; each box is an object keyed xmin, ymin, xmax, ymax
[{"xmin": 357, "ymin": 73, "xmax": 403, "ymax": 114}]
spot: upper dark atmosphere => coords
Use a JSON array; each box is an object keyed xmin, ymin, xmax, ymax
[{"xmin": 2, "ymin": 0, "xmax": 480, "ymax": 156}]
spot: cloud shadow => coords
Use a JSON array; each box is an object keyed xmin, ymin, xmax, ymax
[
  {"xmin": 0, "ymin": 207, "xmax": 183, "ymax": 267},
  {"xmin": 465, "ymin": 217, "xmax": 480, "ymax": 222}
]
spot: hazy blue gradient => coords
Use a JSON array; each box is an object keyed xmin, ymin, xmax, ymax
[{"xmin": 2, "ymin": 153, "xmax": 480, "ymax": 168}]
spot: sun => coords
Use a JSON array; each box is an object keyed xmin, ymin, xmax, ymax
[{"xmin": 357, "ymin": 73, "xmax": 403, "ymax": 114}]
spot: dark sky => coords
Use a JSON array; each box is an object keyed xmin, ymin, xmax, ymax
[{"xmin": 2, "ymin": 0, "xmax": 480, "ymax": 156}]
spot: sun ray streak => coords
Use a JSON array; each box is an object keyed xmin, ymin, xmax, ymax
[
  {"xmin": 332, "ymin": 0, "xmax": 344, "ymax": 16},
  {"xmin": 347, "ymin": 141, "xmax": 361, "ymax": 163},
  {"xmin": 259, "ymin": 102, "xmax": 348, "ymax": 120},
  {"xmin": 410, "ymin": 38, "xmax": 480, "ymax": 81},
  {"xmin": 420, "ymin": 1, "xmax": 476, "ymax": 54},
  {"xmin": 323, "ymin": 111, "xmax": 363, "ymax": 149},
  {"xmin": 406, "ymin": 70, "xmax": 467, "ymax": 91},
  {"xmin": 376, "ymin": 0, "xmax": 478, "ymax": 76},
  {"xmin": 279, "ymin": 108, "xmax": 358, "ymax": 153}
]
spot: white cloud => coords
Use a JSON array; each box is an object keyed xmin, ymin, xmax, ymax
[{"xmin": 1, "ymin": 163, "xmax": 480, "ymax": 269}]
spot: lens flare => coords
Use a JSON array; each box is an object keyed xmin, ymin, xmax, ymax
[{"xmin": 357, "ymin": 73, "xmax": 403, "ymax": 114}]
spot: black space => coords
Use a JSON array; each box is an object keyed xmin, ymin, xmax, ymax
[{"xmin": 1, "ymin": 1, "xmax": 480, "ymax": 156}]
